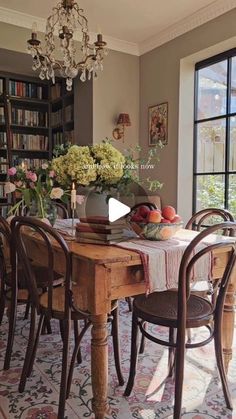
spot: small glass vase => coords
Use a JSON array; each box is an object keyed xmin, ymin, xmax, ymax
[{"xmin": 29, "ymin": 198, "xmax": 57, "ymax": 226}]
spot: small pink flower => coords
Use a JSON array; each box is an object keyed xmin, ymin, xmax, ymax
[
  {"xmin": 8, "ymin": 167, "xmax": 16, "ymax": 176},
  {"xmin": 49, "ymin": 170, "xmax": 55, "ymax": 178},
  {"xmin": 76, "ymin": 195, "xmax": 85, "ymax": 204},
  {"xmin": 26, "ymin": 171, "xmax": 37, "ymax": 182}
]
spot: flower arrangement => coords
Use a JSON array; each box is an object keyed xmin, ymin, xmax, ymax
[
  {"xmin": 51, "ymin": 140, "xmax": 162, "ymax": 194},
  {"xmin": 51, "ymin": 142, "xmax": 125, "ymax": 189},
  {"xmin": 5, "ymin": 163, "xmax": 67, "ymax": 221}
]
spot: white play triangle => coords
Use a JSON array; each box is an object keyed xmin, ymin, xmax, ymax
[{"xmin": 108, "ymin": 198, "xmax": 130, "ymax": 222}]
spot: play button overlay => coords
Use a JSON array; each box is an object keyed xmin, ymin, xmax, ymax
[{"xmin": 108, "ymin": 198, "xmax": 130, "ymax": 222}]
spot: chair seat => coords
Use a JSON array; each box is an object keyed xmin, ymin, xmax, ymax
[
  {"xmin": 40, "ymin": 286, "xmax": 118, "ymax": 319},
  {"xmin": 133, "ymin": 290, "xmax": 213, "ymax": 328},
  {"xmin": 5, "ymin": 265, "xmax": 63, "ymax": 289}
]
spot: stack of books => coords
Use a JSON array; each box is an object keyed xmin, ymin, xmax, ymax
[{"xmin": 76, "ymin": 216, "xmax": 126, "ymax": 245}]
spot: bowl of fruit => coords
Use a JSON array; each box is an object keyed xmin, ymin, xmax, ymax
[{"xmin": 128, "ymin": 205, "xmax": 183, "ymax": 240}]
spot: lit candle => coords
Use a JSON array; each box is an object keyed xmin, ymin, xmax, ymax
[
  {"xmin": 21, "ymin": 161, "xmax": 25, "ymax": 170},
  {"xmin": 71, "ymin": 182, "xmax": 76, "ymax": 210}
]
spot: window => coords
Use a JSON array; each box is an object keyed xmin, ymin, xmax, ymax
[{"xmin": 193, "ymin": 48, "xmax": 236, "ymax": 217}]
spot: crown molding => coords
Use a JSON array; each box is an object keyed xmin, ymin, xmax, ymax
[
  {"xmin": 140, "ymin": 0, "xmax": 236, "ymax": 55},
  {"xmin": 0, "ymin": 0, "xmax": 235, "ymax": 57},
  {"xmin": 0, "ymin": 6, "xmax": 139, "ymax": 56}
]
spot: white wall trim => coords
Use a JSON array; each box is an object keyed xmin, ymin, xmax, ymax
[
  {"xmin": 177, "ymin": 35, "xmax": 236, "ymax": 223},
  {"xmin": 0, "ymin": 6, "xmax": 139, "ymax": 56},
  {"xmin": 140, "ymin": 0, "xmax": 236, "ymax": 55},
  {"xmin": 0, "ymin": 0, "xmax": 236, "ymax": 57}
]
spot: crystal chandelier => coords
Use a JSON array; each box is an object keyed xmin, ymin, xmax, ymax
[{"xmin": 27, "ymin": 0, "xmax": 108, "ymax": 90}]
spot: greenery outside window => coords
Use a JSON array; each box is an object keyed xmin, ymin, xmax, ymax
[{"xmin": 194, "ymin": 48, "xmax": 236, "ymax": 217}]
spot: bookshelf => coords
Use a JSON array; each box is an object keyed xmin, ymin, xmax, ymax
[
  {"xmin": 0, "ymin": 72, "xmax": 75, "ymax": 203},
  {"xmin": 51, "ymin": 79, "xmax": 74, "ymax": 150}
]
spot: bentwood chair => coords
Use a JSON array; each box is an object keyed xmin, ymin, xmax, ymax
[
  {"xmin": 124, "ymin": 222, "xmax": 236, "ymax": 419},
  {"xmin": 186, "ymin": 208, "xmax": 235, "ymax": 234},
  {"xmin": 186, "ymin": 208, "xmax": 235, "ymax": 300},
  {"xmin": 1, "ymin": 215, "xmax": 64, "ymax": 370},
  {"xmin": 11, "ymin": 216, "xmax": 124, "ymax": 419}
]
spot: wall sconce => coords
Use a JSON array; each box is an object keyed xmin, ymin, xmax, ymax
[{"xmin": 112, "ymin": 113, "xmax": 131, "ymax": 142}]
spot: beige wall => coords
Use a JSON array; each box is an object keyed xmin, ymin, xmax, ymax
[
  {"xmin": 93, "ymin": 49, "xmax": 139, "ymax": 153},
  {"xmin": 140, "ymin": 8, "xmax": 236, "ymax": 209},
  {"xmin": 0, "ymin": 22, "xmax": 140, "ymax": 155}
]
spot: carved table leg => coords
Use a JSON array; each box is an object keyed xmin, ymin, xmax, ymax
[
  {"xmin": 222, "ymin": 280, "xmax": 236, "ymax": 372},
  {"xmin": 91, "ymin": 314, "xmax": 109, "ymax": 419}
]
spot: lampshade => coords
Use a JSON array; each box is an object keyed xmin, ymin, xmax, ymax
[{"xmin": 117, "ymin": 113, "xmax": 131, "ymax": 126}]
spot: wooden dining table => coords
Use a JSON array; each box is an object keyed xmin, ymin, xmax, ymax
[{"xmin": 23, "ymin": 228, "xmax": 236, "ymax": 419}]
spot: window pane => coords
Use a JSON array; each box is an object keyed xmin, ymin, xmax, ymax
[
  {"xmin": 196, "ymin": 119, "xmax": 226, "ymax": 172},
  {"xmin": 197, "ymin": 61, "xmax": 227, "ymax": 120},
  {"xmin": 231, "ymin": 57, "xmax": 236, "ymax": 113},
  {"xmin": 195, "ymin": 175, "xmax": 225, "ymax": 211},
  {"xmin": 229, "ymin": 116, "xmax": 236, "ymax": 170},
  {"xmin": 228, "ymin": 175, "xmax": 236, "ymax": 218}
]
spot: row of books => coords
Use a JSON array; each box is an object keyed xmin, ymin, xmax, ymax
[
  {"xmin": 0, "ymin": 157, "xmax": 8, "ymax": 174},
  {"xmin": 12, "ymin": 133, "xmax": 49, "ymax": 151},
  {"xmin": 0, "ymin": 184, "xmax": 5, "ymax": 197},
  {"xmin": 12, "ymin": 157, "xmax": 46, "ymax": 169},
  {"xmin": 52, "ymin": 131, "xmax": 63, "ymax": 145},
  {"xmin": 0, "ymin": 79, "xmax": 3, "ymax": 95},
  {"xmin": 0, "ymin": 107, "xmax": 5, "ymax": 124},
  {"xmin": 11, "ymin": 108, "xmax": 48, "ymax": 127},
  {"xmin": 9, "ymin": 81, "xmax": 45, "ymax": 100},
  {"xmin": 52, "ymin": 108, "xmax": 63, "ymax": 127},
  {"xmin": 65, "ymin": 130, "xmax": 74, "ymax": 143},
  {"xmin": 76, "ymin": 216, "xmax": 126, "ymax": 245},
  {"xmin": 0, "ymin": 132, "xmax": 7, "ymax": 149},
  {"xmin": 51, "ymin": 83, "xmax": 62, "ymax": 100},
  {"xmin": 65, "ymin": 104, "xmax": 73, "ymax": 123}
]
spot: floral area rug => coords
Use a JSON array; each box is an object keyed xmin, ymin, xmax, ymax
[{"xmin": 0, "ymin": 300, "xmax": 235, "ymax": 419}]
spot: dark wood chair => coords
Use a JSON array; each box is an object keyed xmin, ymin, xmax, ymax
[
  {"xmin": 11, "ymin": 216, "xmax": 124, "ymax": 419},
  {"xmin": 124, "ymin": 222, "xmax": 236, "ymax": 419},
  {"xmin": 186, "ymin": 208, "xmax": 235, "ymax": 298},
  {"xmin": 53, "ymin": 201, "xmax": 69, "ymax": 219},
  {"xmin": 186, "ymin": 208, "xmax": 235, "ymax": 233},
  {"xmin": 1, "ymin": 214, "xmax": 64, "ymax": 370}
]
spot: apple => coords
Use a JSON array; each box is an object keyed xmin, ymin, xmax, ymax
[
  {"xmin": 148, "ymin": 210, "xmax": 162, "ymax": 223},
  {"xmin": 162, "ymin": 206, "xmax": 176, "ymax": 221},
  {"xmin": 171, "ymin": 214, "xmax": 182, "ymax": 223},
  {"xmin": 137, "ymin": 205, "xmax": 151, "ymax": 219},
  {"xmin": 131, "ymin": 214, "xmax": 145, "ymax": 222},
  {"xmin": 161, "ymin": 218, "xmax": 171, "ymax": 224}
]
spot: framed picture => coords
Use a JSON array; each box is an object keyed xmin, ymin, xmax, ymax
[{"xmin": 148, "ymin": 102, "xmax": 168, "ymax": 146}]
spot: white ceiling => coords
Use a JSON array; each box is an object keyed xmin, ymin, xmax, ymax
[{"xmin": 0, "ymin": 0, "xmax": 235, "ymax": 55}]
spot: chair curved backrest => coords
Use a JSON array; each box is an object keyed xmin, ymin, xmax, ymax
[
  {"xmin": 10, "ymin": 216, "xmax": 72, "ymax": 318},
  {"xmin": 53, "ymin": 202, "xmax": 69, "ymax": 219},
  {"xmin": 178, "ymin": 222, "xmax": 236, "ymax": 330},
  {"xmin": 185, "ymin": 208, "xmax": 235, "ymax": 235}
]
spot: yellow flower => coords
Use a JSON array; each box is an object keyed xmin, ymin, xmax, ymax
[{"xmin": 92, "ymin": 143, "xmax": 125, "ymax": 184}]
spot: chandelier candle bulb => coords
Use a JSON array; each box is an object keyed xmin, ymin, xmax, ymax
[
  {"xmin": 71, "ymin": 182, "xmax": 76, "ymax": 210},
  {"xmin": 32, "ymin": 22, "xmax": 38, "ymax": 36}
]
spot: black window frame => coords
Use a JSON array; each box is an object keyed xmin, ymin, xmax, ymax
[{"xmin": 193, "ymin": 47, "xmax": 236, "ymax": 213}]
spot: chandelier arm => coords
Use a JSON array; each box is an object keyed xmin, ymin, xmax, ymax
[{"xmin": 27, "ymin": 0, "xmax": 108, "ymax": 88}]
